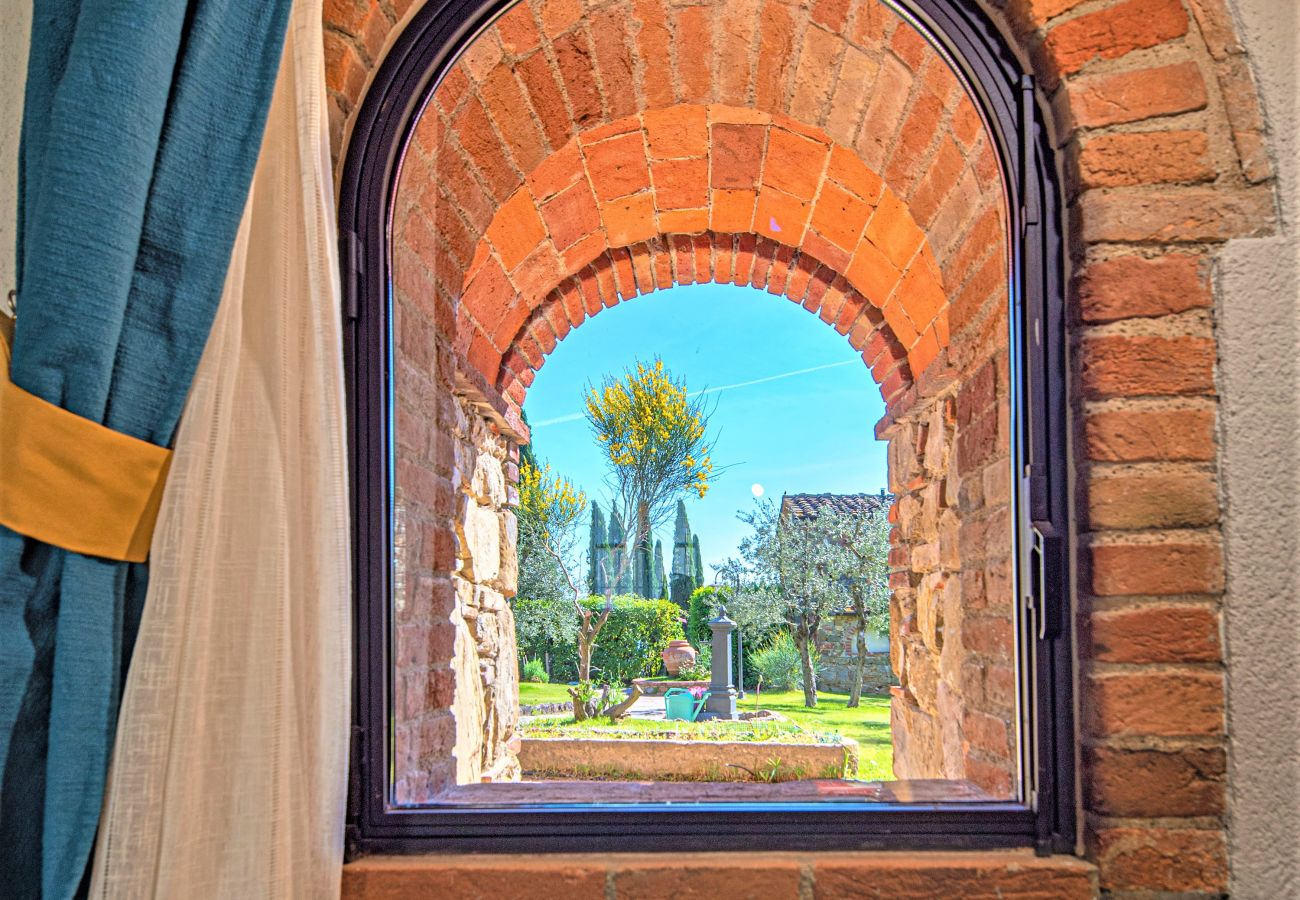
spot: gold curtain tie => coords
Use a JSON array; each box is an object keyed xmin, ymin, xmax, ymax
[{"xmin": 0, "ymin": 312, "xmax": 172, "ymax": 562}]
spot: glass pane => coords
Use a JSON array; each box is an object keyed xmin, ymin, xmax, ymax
[{"xmin": 387, "ymin": 0, "xmax": 1019, "ymax": 808}]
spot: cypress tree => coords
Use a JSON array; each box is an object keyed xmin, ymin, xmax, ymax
[
  {"xmin": 608, "ymin": 510, "xmax": 631, "ymax": 594},
  {"xmin": 692, "ymin": 534, "xmax": 705, "ymax": 590},
  {"xmin": 670, "ymin": 500, "xmax": 694, "ymax": 607},
  {"xmin": 587, "ymin": 502, "xmax": 607, "ymax": 595},
  {"xmin": 652, "ymin": 539, "xmax": 667, "ymax": 601}
]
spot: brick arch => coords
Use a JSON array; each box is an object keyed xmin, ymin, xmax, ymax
[
  {"xmin": 495, "ymin": 231, "xmax": 913, "ymax": 408},
  {"xmin": 452, "ymin": 107, "xmax": 956, "ymax": 407}
]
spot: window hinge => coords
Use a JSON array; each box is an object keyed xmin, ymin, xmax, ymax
[{"xmin": 343, "ymin": 230, "xmax": 365, "ymax": 322}]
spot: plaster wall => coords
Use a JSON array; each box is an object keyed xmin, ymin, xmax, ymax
[
  {"xmin": 0, "ymin": 1, "xmax": 30, "ymax": 296},
  {"xmin": 1220, "ymin": 2, "xmax": 1300, "ymax": 897}
]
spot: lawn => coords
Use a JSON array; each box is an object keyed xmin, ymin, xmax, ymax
[
  {"xmin": 518, "ymin": 716, "xmax": 830, "ymax": 744},
  {"xmin": 738, "ymin": 689, "xmax": 893, "ymax": 781},
  {"xmin": 518, "ymin": 681, "xmax": 573, "ymax": 705},
  {"xmin": 517, "ymin": 681, "xmax": 893, "ymax": 781}
]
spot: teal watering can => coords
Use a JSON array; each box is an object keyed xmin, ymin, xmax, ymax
[{"xmin": 664, "ymin": 688, "xmax": 709, "ymax": 722}]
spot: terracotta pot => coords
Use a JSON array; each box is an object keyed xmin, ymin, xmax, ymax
[{"xmin": 661, "ymin": 639, "xmax": 697, "ymax": 676}]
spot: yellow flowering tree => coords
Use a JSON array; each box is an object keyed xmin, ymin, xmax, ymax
[{"xmin": 583, "ymin": 358, "xmax": 718, "ymax": 601}]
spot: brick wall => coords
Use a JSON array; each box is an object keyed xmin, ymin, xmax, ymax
[{"xmin": 331, "ymin": 0, "xmax": 1278, "ymax": 893}]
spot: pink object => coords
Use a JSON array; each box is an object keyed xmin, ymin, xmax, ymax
[{"xmin": 661, "ymin": 639, "xmax": 697, "ymax": 676}]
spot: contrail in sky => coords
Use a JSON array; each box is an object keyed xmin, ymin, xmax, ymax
[{"xmin": 530, "ymin": 359, "xmax": 856, "ymax": 428}]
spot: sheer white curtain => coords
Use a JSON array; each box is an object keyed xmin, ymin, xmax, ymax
[{"xmin": 89, "ymin": 0, "xmax": 351, "ymax": 895}]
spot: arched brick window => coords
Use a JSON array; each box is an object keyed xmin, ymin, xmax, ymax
[{"xmin": 341, "ymin": 0, "xmax": 1072, "ymax": 853}]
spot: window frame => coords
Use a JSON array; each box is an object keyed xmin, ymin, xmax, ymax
[{"xmin": 339, "ymin": 0, "xmax": 1074, "ymax": 857}]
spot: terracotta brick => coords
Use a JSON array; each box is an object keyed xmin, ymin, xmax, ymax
[
  {"xmin": 715, "ymin": 0, "xmax": 759, "ymax": 106},
  {"xmin": 896, "ymin": 259, "xmax": 946, "ymax": 332},
  {"xmin": 810, "ymin": 181, "xmax": 872, "ymax": 254},
  {"xmin": 487, "ymin": 189, "xmax": 548, "ymax": 270},
  {"xmin": 674, "ymin": 5, "xmax": 714, "ymax": 103},
  {"xmin": 812, "ymin": 852, "xmax": 1096, "ymax": 899},
  {"xmin": 631, "ymin": 0, "xmax": 673, "ymax": 107},
  {"xmin": 1088, "ymin": 468, "xmax": 1218, "ymax": 529},
  {"xmin": 1076, "ymin": 253, "xmax": 1210, "ymax": 322},
  {"xmin": 552, "ymin": 30, "xmax": 603, "ymax": 129},
  {"xmin": 710, "ymin": 189, "xmax": 756, "ymax": 232},
  {"xmin": 1084, "ymin": 406, "xmax": 1215, "ymax": 461},
  {"xmin": 1080, "ymin": 185, "xmax": 1275, "ymax": 243},
  {"xmin": 495, "ymin": 3, "xmax": 541, "ymax": 55},
  {"xmin": 342, "ymin": 856, "xmax": 607, "ymax": 900},
  {"xmin": 908, "ymin": 137, "xmax": 964, "ymax": 227},
  {"xmin": 846, "ymin": 238, "xmax": 903, "ymax": 306},
  {"xmin": 865, "ymin": 190, "xmax": 924, "ymax": 270},
  {"xmin": 1187, "ymin": 0, "xmax": 1243, "ymax": 60},
  {"xmin": 1045, "ymin": 0, "xmax": 1188, "ymax": 77},
  {"xmin": 801, "ymin": 230, "xmax": 851, "ymax": 275},
  {"xmin": 754, "ymin": 188, "xmax": 810, "ymax": 244},
  {"xmin": 517, "ymin": 52, "xmax": 573, "ymax": 150},
  {"xmin": 643, "ymin": 105, "xmax": 708, "ymax": 159},
  {"xmin": 540, "ymin": 180, "xmax": 600, "ymax": 251},
  {"xmin": 883, "ymin": 89, "xmax": 944, "ymax": 195},
  {"xmin": 323, "ymin": 31, "xmax": 368, "ymax": 100},
  {"xmin": 1079, "ymin": 335, "xmax": 1215, "ymax": 398},
  {"xmin": 652, "ymin": 157, "xmax": 709, "ymax": 209},
  {"xmin": 1082, "ymin": 131, "xmax": 1212, "ymax": 191},
  {"xmin": 456, "ymin": 96, "xmax": 520, "ymax": 200},
  {"xmin": 1094, "ymin": 827, "xmax": 1227, "ymax": 893},
  {"xmin": 583, "ymin": 132, "xmax": 650, "ymax": 202},
  {"xmin": 763, "ymin": 128, "xmax": 830, "ymax": 200},
  {"xmin": 562, "ymin": 231, "xmax": 608, "ymax": 272},
  {"xmin": 827, "ymin": 145, "xmax": 884, "ymax": 204},
  {"xmin": 789, "ymin": 24, "xmax": 843, "ymax": 121},
  {"xmin": 658, "ymin": 208, "xmax": 709, "ymax": 234},
  {"xmin": 1091, "ymin": 540, "xmax": 1224, "ymax": 596},
  {"xmin": 711, "ymin": 123, "xmax": 766, "ymax": 189},
  {"xmin": 754, "ymin": 0, "xmax": 797, "ymax": 111},
  {"xmin": 589, "ymin": 9, "xmax": 637, "ymax": 120},
  {"xmin": 1086, "ymin": 744, "xmax": 1225, "ymax": 817},
  {"xmin": 1067, "ymin": 61, "xmax": 1208, "ymax": 128},
  {"xmin": 825, "ymin": 46, "xmax": 879, "ymax": 146},
  {"xmin": 480, "ymin": 67, "xmax": 548, "ymax": 173},
  {"xmin": 1088, "ymin": 603, "xmax": 1221, "ymax": 663},
  {"xmin": 598, "ymin": 192, "xmax": 656, "ymax": 247}
]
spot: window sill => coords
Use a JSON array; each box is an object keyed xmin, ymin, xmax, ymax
[{"xmin": 342, "ymin": 849, "xmax": 1097, "ymax": 898}]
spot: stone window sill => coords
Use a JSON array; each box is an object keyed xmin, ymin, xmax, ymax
[{"xmin": 342, "ymin": 849, "xmax": 1098, "ymax": 898}]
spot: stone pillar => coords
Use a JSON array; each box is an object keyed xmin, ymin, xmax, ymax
[{"xmin": 705, "ymin": 608, "xmax": 738, "ymax": 719}]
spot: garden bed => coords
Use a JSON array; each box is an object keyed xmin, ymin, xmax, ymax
[{"xmin": 518, "ymin": 717, "xmax": 858, "ymax": 782}]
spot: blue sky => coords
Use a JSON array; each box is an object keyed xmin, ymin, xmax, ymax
[{"xmin": 524, "ymin": 281, "xmax": 888, "ymax": 579}]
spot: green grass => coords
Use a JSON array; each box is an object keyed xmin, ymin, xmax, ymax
[
  {"xmin": 518, "ymin": 715, "xmax": 832, "ymax": 744},
  {"xmin": 742, "ymin": 689, "xmax": 894, "ymax": 781},
  {"xmin": 518, "ymin": 682, "xmax": 574, "ymax": 705}
]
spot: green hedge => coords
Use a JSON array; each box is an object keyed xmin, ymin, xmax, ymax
[{"xmin": 514, "ymin": 595, "xmax": 684, "ymax": 683}]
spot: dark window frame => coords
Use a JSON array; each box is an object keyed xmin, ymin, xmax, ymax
[{"xmin": 339, "ymin": 0, "xmax": 1074, "ymax": 857}]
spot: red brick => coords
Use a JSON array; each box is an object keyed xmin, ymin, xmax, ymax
[
  {"xmin": 652, "ymin": 157, "xmax": 709, "ymax": 209},
  {"xmin": 763, "ymin": 128, "xmax": 829, "ymax": 200},
  {"xmin": 1094, "ymin": 827, "xmax": 1227, "ymax": 894},
  {"xmin": 631, "ymin": 0, "xmax": 673, "ymax": 107},
  {"xmin": 1086, "ymin": 669, "xmax": 1224, "ymax": 737},
  {"xmin": 1084, "ymin": 406, "xmax": 1215, "ymax": 461},
  {"xmin": 1087, "ymin": 604, "xmax": 1221, "ymax": 663},
  {"xmin": 1088, "ymin": 469, "xmax": 1218, "ymax": 529},
  {"xmin": 865, "ymin": 190, "xmax": 924, "ymax": 270},
  {"xmin": 813, "ymin": 853, "xmax": 1096, "ymax": 899},
  {"xmin": 495, "ymin": 3, "xmax": 540, "ymax": 55},
  {"xmin": 1076, "ymin": 254, "xmax": 1209, "ymax": 322},
  {"xmin": 710, "ymin": 188, "xmax": 756, "ymax": 232},
  {"xmin": 643, "ymin": 105, "xmax": 708, "ymax": 159},
  {"xmin": 1091, "ymin": 540, "xmax": 1224, "ymax": 596},
  {"xmin": 674, "ymin": 5, "xmax": 714, "ymax": 103},
  {"xmin": 754, "ymin": 188, "xmax": 810, "ymax": 244},
  {"xmin": 1045, "ymin": 0, "xmax": 1188, "ymax": 77},
  {"xmin": 711, "ymin": 123, "xmax": 766, "ymax": 190},
  {"xmin": 552, "ymin": 30, "xmax": 603, "ymax": 129},
  {"xmin": 1079, "ymin": 335, "xmax": 1214, "ymax": 398},
  {"xmin": 487, "ymin": 189, "xmax": 548, "ymax": 270},
  {"xmin": 539, "ymin": 179, "xmax": 600, "ymax": 252},
  {"xmin": 517, "ymin": 52, "xmax": 573, "ymax": 150},
  {"xmin": 1067, "ymin": 61, "xmax": 1208, "ymax": 128},
  {"xmin": 1078, "ymin": 130, "xmax": 1214, "ymax": 188},
  {"xmin": 583, "ymin": 131, "xmax": 650, "ymax": 201},
  {"xmin": 810, "ymin": 181, "xmax": 872, "ymax": 254},
  {"xmin": 1079, "ymin": 185, "xmax": 1275, "ymax": 243},
  {"xmin": 846, "ymin": 239, "xmax": 903, "ymax": 307},
  {"xmin": 754, "ymin": 0, "xmax": 797, "ymax": 111},
  {"xmin": 1086, "ymin": 744, "xmax": 1225, "ymax": 817},
  {"xmin": 588, "ymin": 9, "xmax": 637, "ymax": 119}
]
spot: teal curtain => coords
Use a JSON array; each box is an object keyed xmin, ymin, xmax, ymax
[{"xmin": 0, "ymin": 2, "xmax": 292, "ymax": 897}]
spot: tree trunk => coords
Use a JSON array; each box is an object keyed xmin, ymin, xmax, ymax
[
  {"xmin": 847, "ymin": 629, "xmax": 865, "ymax": 708},
  {"xmin": 795, "ymin": 627, "xmax": 818, "ymax": 708}
]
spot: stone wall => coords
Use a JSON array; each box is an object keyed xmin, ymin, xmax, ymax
[
  {"xmin": 393, "ymin": 387, "xmax": 521, "ymax": 804},
  {"xmin": 815, "ymin": 614, "xmax": 895, "ymax": 695}
]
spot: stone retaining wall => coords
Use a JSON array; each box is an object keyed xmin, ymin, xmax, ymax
[{"xmin": 520, "ymin": 736, "xmax": 858, "ymax": 782}]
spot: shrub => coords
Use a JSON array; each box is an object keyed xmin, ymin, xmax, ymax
[
  {"xmin": 676, "ymin": 644, "xmax": 711, "ymax": 681},
  {"xmin": 521, "ymin": 595, "xmax": 684, "ymax": 683},
  {"xmin": 582, "ymin": 595, "xmax": 685, "ymax": 682},
  {"xmin": 521, "ymin": 658, "xmax": 548, "ymax": 683},
  {"xmin": 750, "ymin": 631, "xmax": 818, "ymax": 691},
  {"xmin": 687, "ymin": 586, "xmax": 724, "ymax": 645}
]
